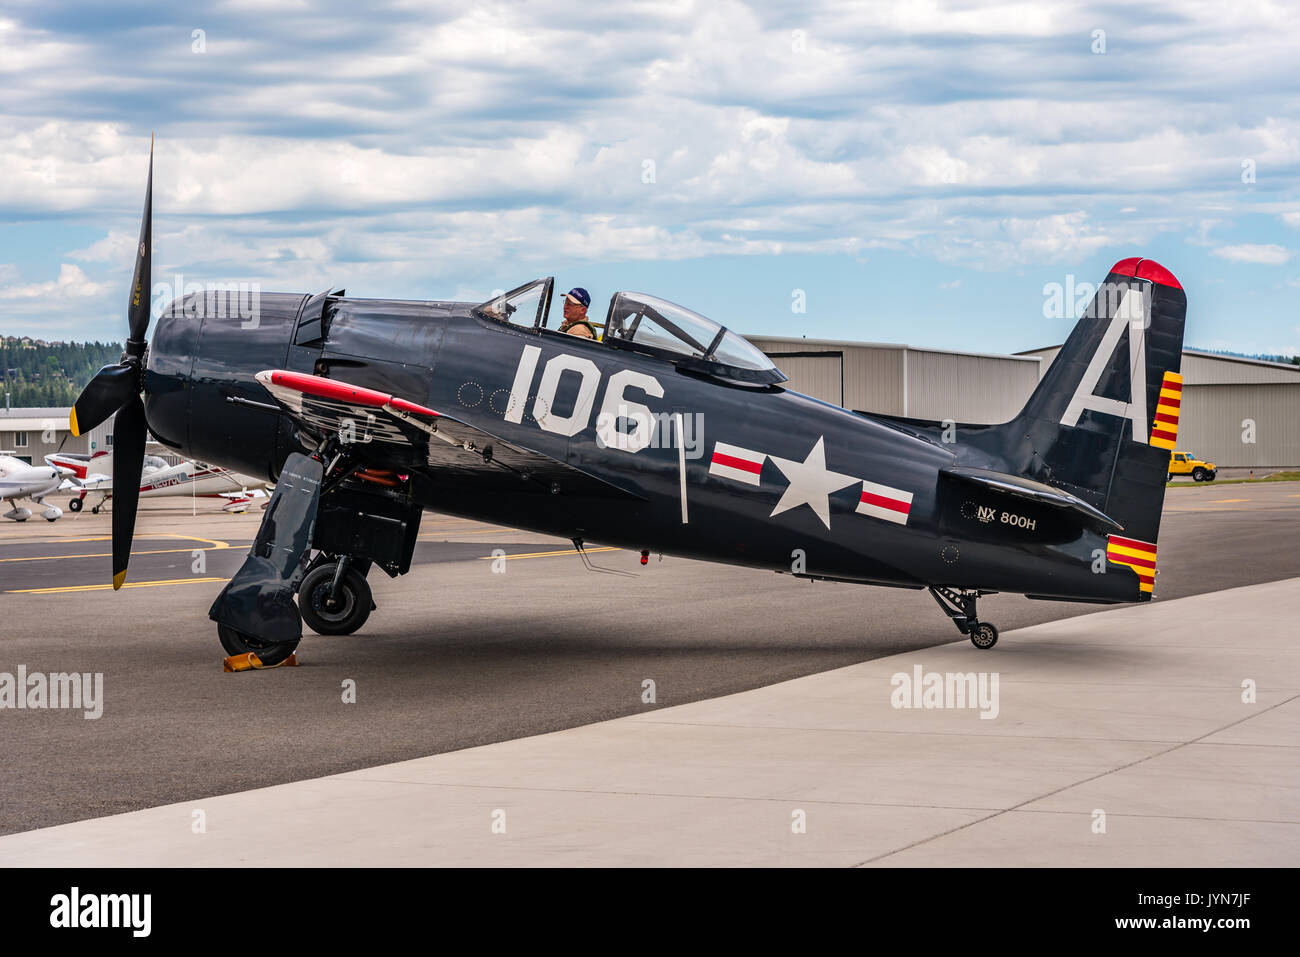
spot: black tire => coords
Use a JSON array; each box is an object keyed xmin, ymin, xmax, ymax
[
  {"xmin": 298, "ymin": 563, "xmax": 373, "ymax": 636},
  {"xmin": 68, "ymin": 498, "xmax": 83, "ymax": 512},
  {"xmin": 1192, "ymin": 467, "xmax": 1207, "ymax": 481},
  {"xmin": 91, "ymin": 505, "xmax": 100, "ymax": 515},
  {"xmin": 1166, "ymin": 473, "xmax": 1173, "ymax": 482},
  {"xmin": 970, "ymin": 623, "xmax": 998, "ymax": 649},
  {"xmin": 216, "ymin": 623, "xmax": 299, "ymax": 666},
  {"xmin": 1206, "ymin": 470, "xmax": 1216, "ymax": 482}
]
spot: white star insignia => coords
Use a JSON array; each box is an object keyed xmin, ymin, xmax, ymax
[{"xmin": 767, "ymin": 436, "xmax": 858, "ymax": 530}]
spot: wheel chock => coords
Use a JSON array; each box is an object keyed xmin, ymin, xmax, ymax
[{"xmin": 223, "ymin": 652, "xmax": 300, "ymax": 672}]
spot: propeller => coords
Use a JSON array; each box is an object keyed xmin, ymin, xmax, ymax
[{"xmin": 69, "ymin": 136, "xmax": 153, "ymax": 590}]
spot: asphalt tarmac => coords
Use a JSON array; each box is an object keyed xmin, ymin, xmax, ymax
[{"xmin": 1, "ymin": 481, "xmax": 1297, "ymax": 836}]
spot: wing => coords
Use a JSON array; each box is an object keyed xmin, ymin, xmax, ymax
[{"xmin": 255, "ymin": 370, "xmax": 644, "ymax": 501}]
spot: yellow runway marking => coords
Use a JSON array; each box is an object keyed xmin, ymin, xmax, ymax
[
  {"xmin": 0, "ymin": 545, "xmax": 230, "ymax": 564},
  {"xmin": 1208, "ymin": 498, "xmax": 1249, "ymax": 503},
  {"xmin": 420, "ymin": 527, "xmax": 523, "ymax": 539},
  {"xmin": 7, "ymin": 577, "xmax": 229, "ymax": 595},
  {"xmin": 479, "ymin": 546, "xmax": 620, "ymax": 561},
  {"xmin": 0, "ymin": 533, "xmax": 230, "ymax": 549}
]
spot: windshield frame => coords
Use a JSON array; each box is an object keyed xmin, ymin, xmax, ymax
[
  {"xmin": 471, "ymin": 277, "xmax": 554, "ymax": 331},
  {"xmin": 603, "ymin": 292, "xmax": 787, "ymax": 385}
]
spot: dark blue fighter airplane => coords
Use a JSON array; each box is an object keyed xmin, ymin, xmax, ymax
[{"xmin": 72, "ymin": 148, "xmax": 1187, "ymax": 667}]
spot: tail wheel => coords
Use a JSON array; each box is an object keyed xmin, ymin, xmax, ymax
[
  {"xmin": 216, "ymin": 623, "xmax": 299, "ymax": 666},
  {"xmin": 299, "ymin": 563, "xmax": 373, "ymax": 636},
  {"xmin": 68, "ymin": 498, "xmax": 83, "ymax": 512},
  {"xmin": 970, "ymin": 623, "xmax": 998, "ymax": 649}
]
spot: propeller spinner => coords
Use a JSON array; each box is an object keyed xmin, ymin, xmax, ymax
[{"xmin": 69, "ymin": 136, "xmax": 153, "ymax": 590}]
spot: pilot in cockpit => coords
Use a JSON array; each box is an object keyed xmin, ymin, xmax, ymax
[{"xmin": 558, "ymin": 287, "xmax": 597, "ymax": 339}]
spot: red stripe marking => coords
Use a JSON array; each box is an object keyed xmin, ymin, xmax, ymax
[
  {"xmin": 1137, "ymin": 573, "xmax": 1155, "ymax": 584},
  {"xmin": 860, "ymin": 491, "xmax": 910, "ymax": 514},
  {"xmin": 1154, "ymin": 412, "xmax": 1179, "ymax": 424},
  {"xmin": 1109, "ymin": 535, "xmax": 1156, "ymax": 553},
  {"xmin": 1162, "ymin": 379, "xmax": 1183, "ymax": 392},
  {"xmin": 267, "ymin": 370, "xmax": 440, "ymax": 419},
  {"xmin": 1151, "ymin": 428, "xmax": 1178, "ymax": 441},
  {"xmin": 1109, "ymin": 553, "xmax": 1156, "ymax": 569},
  {"xmin": 1160, "ymin": 396, "xmax": 1181, "ymax": 409},
  {"xmin": 711, "ymin": 452, "xmax": 762, "ymax": 474}
]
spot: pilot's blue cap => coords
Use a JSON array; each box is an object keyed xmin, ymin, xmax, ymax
[{"xmin": 565, "ymin": 287, "xmax": 591, "ymax": 308}]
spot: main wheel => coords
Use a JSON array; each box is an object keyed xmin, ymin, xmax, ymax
[
  {"xmin": 298, "ymin": 563, "xmax": 373, "ymax": 636},
  {"xmin": 216, "ymin": 623, "xmax": 299, "ymax": 666},
  {"xmin": 970, "ymin": 623, "xmax": 998, "ymax": 649},
  {"xmin": 68, "ymin": 498, "xmax": 83, "ymax": 512},
  {"xmin": 1192, "ymin": 467, "xmax": 1207, "ymax": 481}
]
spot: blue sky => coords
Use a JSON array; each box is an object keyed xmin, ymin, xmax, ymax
[{"xmin": 1, "ymin": 0, "xmax": 1298, "ymax": 356}]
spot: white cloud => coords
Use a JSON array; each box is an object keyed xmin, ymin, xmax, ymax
[
  {"xmin": 0, "ymin": 263, "xmax": 112, "ymax": 300},
  {"xmin": 1212, "ymin": 244, "xmax": 1292, "ymax": 265},
  {"xmin": 2, "ymin": 0, "xmax": 1300, "ymax": 338}
]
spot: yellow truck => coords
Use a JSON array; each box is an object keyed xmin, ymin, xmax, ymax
[{"xmin": 1168, "ymin": 451, "xmax": 1217, "ymax": 482}]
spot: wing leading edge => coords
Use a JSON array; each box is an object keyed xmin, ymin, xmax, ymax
[{"xmin": 255, "ymin": 370, "xmax": 644, "ymax": 501}]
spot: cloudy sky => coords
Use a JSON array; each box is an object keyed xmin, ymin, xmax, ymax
[{"xmin": 1, "ymin": 0, "xmax": 1298, "ymax": 355}]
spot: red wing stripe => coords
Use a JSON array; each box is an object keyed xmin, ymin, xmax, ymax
[
  {"xmin": 262, "ymin": 370, "xmax": 440, "ymax": 419},
  {"xmin": 711, "ymin": 452, "xmax": 762, "ymax": 474}
]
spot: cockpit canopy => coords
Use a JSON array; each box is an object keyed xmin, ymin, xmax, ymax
[{"xmin": 473, "ymin": 278, "xmax": 786, "ymax": 386}]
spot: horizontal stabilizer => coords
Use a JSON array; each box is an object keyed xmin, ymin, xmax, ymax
[{"xmin": 942, "ymin": 466, "xmax": 1123, "ymax": 532}]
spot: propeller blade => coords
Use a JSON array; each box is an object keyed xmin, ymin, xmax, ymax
[
  {"xmin": 127, "ymin": 135, "xmax": 153, "ymax": 345},
  {"xmin": 111, "ymin": 394, "xmax": 147, "ymax": 590},
  {"xmin": 69, "ymin": 362, "xmax": 136, "ymax": 437}
]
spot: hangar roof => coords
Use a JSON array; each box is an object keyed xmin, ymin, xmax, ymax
[
  {"xmin": 1017, "ymin": 346, "xmax": 1300, "ymax": 371},
  {"xmin": 0, "ymin": 407, "xmax": 76, "ymax": 433},
  {"xmin": 747, "ymin": 335, "xmax": 1042, "ymax": 364}
]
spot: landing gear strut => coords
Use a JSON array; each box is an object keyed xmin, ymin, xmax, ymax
[{"xmin": 928, "ymin": 586, "xmax": 999, "ymax": 649}]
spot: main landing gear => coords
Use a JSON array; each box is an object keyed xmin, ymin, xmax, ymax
[
  {"xmin": 217, "ymin": 622, "xmax": 300, "ymax": 666},
  {"xmin": 928, "ymin": 586, "xmax": 999, "ymax": 649}
]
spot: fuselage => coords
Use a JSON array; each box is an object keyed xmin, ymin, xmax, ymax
[
  {"xmin": 144, "ymin": 291, "xmax": 1132, "ymax": 602},
  {"xmin": 0, "ymin": 455, "xmax": 64, "ymax": 501}
]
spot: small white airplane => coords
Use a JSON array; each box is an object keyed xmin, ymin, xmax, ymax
[
  {"xmin": 0, "ymin": 453, "xmax": 77, "ymax": 522},
  {"xmin": 44, "ymin": 450, "xmax": 271, "ymax": 514}
]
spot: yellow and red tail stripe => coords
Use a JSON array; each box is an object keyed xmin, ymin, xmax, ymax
[
  {"xmin": 1107, "ymin": 534, "xmax": 1157, "ymax": 594},
  {"xmin": 1149, "ymin": 371, "xmax": 1182, "ymax": 449}
]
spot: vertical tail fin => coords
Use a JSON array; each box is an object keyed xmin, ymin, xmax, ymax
[{"xmin": 1001, "ymin": 258, "xmax": 1187, "ymax": 546}]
